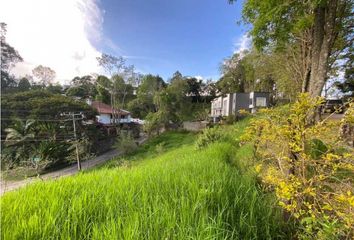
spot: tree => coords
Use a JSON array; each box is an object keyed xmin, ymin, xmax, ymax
[
  {"xmin": 186, "ymin": 77, "xmax": 202, "ymax": 102},
  {"xmin": 2, "ymin": 90, "xmax": 98, "ymax": 171},
  {"xmin": 3, "ymin": 119, "xmax": 36, "ymax": 169},
  {"xmin": 335, "ymin": 48, "xmax": 354, "ymax": 97},
  {"xmin": 1, "ymin": 71, "xmax": 17, "ymax": 92},
  {"xmin": 154, "ymin": 71, "xmax": 190, "ymax": 123},
  {"xmin": 95, "ymin": 75, "xmax": 111, "ymax": 104},
  {"xmin": 17, "ymin": 77, "xmax": 31, "ymax": 91},
  {"xmin": 143, "ymin": 111, "xmax": 167, "ymax": 136},
  {"xmin": 97, "ymin": 53, "xmax": 125, "ymax": 77},
  {"xmin": 32, "ymin": 65, "xmax": 56, "ymax": 86},
  {"xmin": 137, "ymin": 74, "xmax": 166, "ymax": 102},
  {"xmin": 335, "ymin": 79, "xmax": 354, "ymax": 97},
  {"xmin": 128, "ymin": 74, "xmax": 166, "ymax": 118},
  {"xmin": 46, "ymin": 84, "xmax": 62, "ymax": 94},
  {"xmin": 97, "ymin": 53, "xmax": 137, "ymax": 125},
  {"xmin": 0, "ymin": 23, "xmax": 23, "ymax": 71},
  {"xmin": 1, "ymin": 22, "xmax": 23, "ymax": 93},
  {"xmin": 1, "ymin": 90, "xmax": 96, "ymax": 134},
  {"xmin": 218, "ymin": 52, "xmax": 247, "ymax": 94},
  {"xmin": 66, "ymin": 75, "xmax": 97, "ymax": 98},
  {"xmin": 238, "ymin": 0, "xmax": 354, "ymax": 97},
  {"xmin": 112, "ymin": 73, "xmax": 134, "ymax": 109},
  {"xmin": 202, "ymin": 79, "xmax": 218, "ymax": 98}
]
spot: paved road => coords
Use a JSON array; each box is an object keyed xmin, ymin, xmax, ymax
[{"xmin": 1, "ymin": 137, "xmax": 147, "ymax": 195}]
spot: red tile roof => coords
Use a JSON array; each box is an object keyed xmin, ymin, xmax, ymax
[{"xmin": 91, "ymin": 101, "xmax": 130, "ymax": 115}]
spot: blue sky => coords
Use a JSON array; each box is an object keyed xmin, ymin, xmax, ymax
[
  {"xmin": 98, "ymin": 0, "xmax": 248, "ymax": 81},
  {"xmin": 2, "ymin": 0, "xmax": 248, "ymax": 83}
]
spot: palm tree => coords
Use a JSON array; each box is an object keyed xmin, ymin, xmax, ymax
[
  {"xmin": 3, "ymin": 119, "xmax": 36, "ymax": 168},
  {"xmin": 5, "ymin": 118, "xmax": 36, "ymax": 145}
]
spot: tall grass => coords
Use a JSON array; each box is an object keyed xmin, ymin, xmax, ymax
[{"xmin": 1, "ymin": 129, "xmax": 287, "ymax": 239}]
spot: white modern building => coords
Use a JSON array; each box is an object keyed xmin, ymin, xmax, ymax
[{"xmin": 211, "ymin": 92, "xmax": 270, "ymax": 120}]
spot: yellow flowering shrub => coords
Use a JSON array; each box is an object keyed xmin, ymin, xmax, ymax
[{"xmin": 241, "ymin": 94, "xmax": 354, "ymax": 239}]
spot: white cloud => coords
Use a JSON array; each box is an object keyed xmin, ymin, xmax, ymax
[
  {"xmin": 0, "ymin": 0, "xmax": 104, "ymax": 84},
  {"xmin": 233, "ymin": 33, "xmax": 251, "ymax": 55},
  {"xmin": 194, "ymin": 75, "xmax": 203, "ymax": 81}
]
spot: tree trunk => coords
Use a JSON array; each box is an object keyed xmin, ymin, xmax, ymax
[
  {"xmin": 300, "ymin": 30, "xmax": 312, "ymax": 93},
  {"xmin": 308, "ymin": 1, "xmax": 338, "ymax": 98}
]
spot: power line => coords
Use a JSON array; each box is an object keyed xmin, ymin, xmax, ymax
[
  {"xmin": 1, "ymin": 139, "xmax": 74, "ymax": 142},
  {"xmin": 1, "ymin": 118, "xmax": 72, "ymax": 122},
  {"xmin": 1, "ymin": 134, "xmax": 75, "ymax": 138},
  {"xmin": 1, "ymin": 109, "xmax": 95, "ymax": 113}
]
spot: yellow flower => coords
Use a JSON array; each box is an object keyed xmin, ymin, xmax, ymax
[{"xmin": 255, "ymin": 164, "xmax": 262, "ymax": 173}]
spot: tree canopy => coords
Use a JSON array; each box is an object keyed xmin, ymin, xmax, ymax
[
  {"xmin": 32, "ymin": 65, "xmax": 56, "ymax": 86},
  {"xmin": 1, "ymin": 22, "xmax": 23, "ymax": 93},
  {"xmin": 235, "ymin": 0, "xmax": 354, "ymax": 97}
]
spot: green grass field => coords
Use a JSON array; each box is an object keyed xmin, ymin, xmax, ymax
[{"xmin": 1, "ymin": 121, "xmax": 289, "ymax": 239}]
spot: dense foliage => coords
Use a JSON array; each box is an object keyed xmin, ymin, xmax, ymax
[
  {"xmin": 241, "ymin": 94, "xmax": 354, "ymax": 238},
  {"xmin": 1, "ymin": 90, "xmax": 98, "ymax": 171}
]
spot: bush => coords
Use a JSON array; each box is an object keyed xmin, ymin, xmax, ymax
[
  {"xmin": 195, "ymin": 127, "xmax": 226, "ymax": 149},
  {"xmin": 225, "ymin": 115, "xmax": 236, "ymax": 124},
  {"xmin": 116, "ymin": 131, "xmax": 138, "ymax": 155},
  {"xmin": 155, "ymin": 142, "xmax": 165, "ymax": 154},
  {"xmin": 241, "ymin": 93, "xmax": 354, "ymax": 239},
  {"xmin": 143, "ymin": 112, "xmax": 164, "ymax": 136}
]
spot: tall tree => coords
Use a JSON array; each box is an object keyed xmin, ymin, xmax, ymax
[
  {"xmin": 128, "ymin": 74, "xmax": 166, "ymax": 118},
  {"xmin": 32, "ymin": 65, "xmax": 56, "ymax": 86},
  {"xmin": 186, "ymin": 77, "xmax": 203, "ymax": 102},
  {"xmin": 169, "ymin": 71, "xmax": 182, "ymax": 83},
  {"xmin": 66, "ymin": 75, "xmax": 97, "ymax": 98},
  {"xmin": 17, "ymin": 77, "xmax": 31, "ymax": 92},
  {"xmin": 159, "ymin": 71, "xmax": 190, "ymax": 122},
  {"xmin": 238, "ymin": 0, "xmax": 354, "ymax": 97},
  {"xmin": 96, "ymin": 53, "xmax": 137, "ymax": 125},
  {"xmin": 1, "ymin": 22, "xmax": 23, "ymax": 92},
  {"xmin": 0, "ymin": 23, "xmax": 23, "ymax": 71},
  {"xmin": 335, "ymin": 45, "xmax": 354, "ymax": 97},
  {"xmin": 218, "ymin": 52, "xmax": 247, "ymax": 94},
  {"xmin": 95, "ymin": 75, "xmax": 111, "ymax": 104}
]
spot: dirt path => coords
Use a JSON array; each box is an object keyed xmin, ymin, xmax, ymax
[{"xmin": 1, "ymin": 136, "xmax": 147, "ymax": 195}]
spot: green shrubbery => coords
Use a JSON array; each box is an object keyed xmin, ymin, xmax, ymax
[
  {"xmin": 115, "ymin": 131, "xmax": 138, "ymax": 155},
  {"xmin": 241, "ymin": 94, "xmax": 354, "ymax": 239},
  {"xmin": 195, "ymin": 126, "xmax": 226, "ymax": 149}
]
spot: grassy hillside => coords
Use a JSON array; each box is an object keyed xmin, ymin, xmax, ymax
[{"xmin": 1, "ymin": 122, "xmax": 288, "ymax": 239}]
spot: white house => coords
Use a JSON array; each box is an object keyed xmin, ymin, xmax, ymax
[
  {"xmin": 211, "ymin": 96, "xmax": 223, "ymax": 117},
  {"xmin": 211, "ymin": 92, "xmax": 270, "ymax": 120},
  {"xmin": 87, "ymin": 99, "xmax": 131, "ymax": 125}
]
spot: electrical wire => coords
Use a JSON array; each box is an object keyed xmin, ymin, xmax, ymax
[
  {"xmin": 1, "ymin": 118, "xmax": 73, "ymax": 122},
  {"xmin": 1, "ymin": 109, "xmax": 94, "ymax": 113}
]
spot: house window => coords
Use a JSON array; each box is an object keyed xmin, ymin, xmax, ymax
[{"xmin": 256, "ymin": 97, "xmax": 267, "ymax": 107}]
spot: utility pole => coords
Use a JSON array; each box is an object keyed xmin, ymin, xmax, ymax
[
  {"xmin": 72, "ymin": 113, "xmax": 81, "ymax": 171},
  {"xmin": 62, "ymin": 112, "xmax": 83, "ymax": 171}
]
